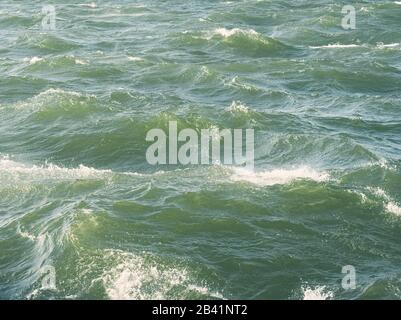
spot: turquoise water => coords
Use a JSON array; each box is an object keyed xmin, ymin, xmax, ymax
[{"xmin": 1, "ymin": 0, "xmax": 401, "ymax": 300}]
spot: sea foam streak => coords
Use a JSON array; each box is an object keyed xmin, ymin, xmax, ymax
[
  {"xmin": 0, "ymin": 156, "xmax": 111, "ymax": 181},
  {"xmin": 310, "ymin": 44, "xmax": 361, "ymax": 49},
  {"xmin": 310, "ymin": 43, "xmax": 401, "ymax": 50}
]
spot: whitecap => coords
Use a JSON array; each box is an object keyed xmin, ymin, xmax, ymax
[
  {"xmin": 230, "ymin": 166, "xmax": 330, "ymax": 186},
  {"xmin": 225, "ymin": 101, "xmax": 250, "ymax": 114},
  {"xmin": 24, "ymin": 56, "xmax": 43, "ymax": 65},
  {"xmin": 127, "ymin": 55, "xmax": 144, "ymax": 62},
  {"xmin": 370, "ymin": 187, "xmax": 388, "ymax": 199},
  {"xmin": 386, "ymin": 202, "xmax": 401, "ymax": 216},
  {"xmin": 302, "ymin": 285, "xmax": 333, "ymax": 300},
  {"xmin": 213, "ymin": 28, "xmax": 259, "ymax": 38}
]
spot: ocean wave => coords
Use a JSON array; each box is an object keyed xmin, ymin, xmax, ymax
[
  {"xmin": 210, "ymin": 28, "xmax": 290, "ymax": 54},
  {"xmin": 179, "ymin": 27, "xmax": 292, "ymax": 57},
  {"xmin": 357, "ymin": 277, "xmax": 401, "ymax": 299},
  {"xmin": 16, "ymin": 33, "xmax": 81, "ymax": 52},
  {"xmin": 2, "ymin": 88, "xmax": 100, "ymax": 116}
]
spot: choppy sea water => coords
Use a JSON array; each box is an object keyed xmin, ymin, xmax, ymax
[{"xmin": 1, "ymin": 0, "xmax": 401, "ymax": 300}]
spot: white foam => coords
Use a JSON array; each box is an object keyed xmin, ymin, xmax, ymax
[
  {"xmin": 310, "ymin": 44, "xmax": 361, "ymax": 49},
  {"xmin": 187, "ymin": 285, "xmax": 225, "ymax": 300},
  {"xmin": 101, "ymin": 250, "xmax": 222, "ymax": 300},
  {"xmin": 96, "ymin": 13, "xmax": 147, "ymax": 18},
  {"xmin": 36, "ymin": 88, "xmax": 86, "ymax": 98},
  {"xmin": 79, "ymin": 2, "xmax": 97, "ymax": 8},
  {"xmin": 311, "ymin": 43, "xmax": 401, "ymax": 50},
  {"xmin": 204, "ymin": 27, "xmax": 264, "ymax": 42},
  {"xmin": 386, "ymin": 202, "xmax": 401, "ymax": 216},
  {"xmin": 378, "ymin": 43, "xmax": 400, "ymax": 48},
  {"xmin": 302, "ymin": 286, "xmax": 333, "ymax": 300},
  {"xmin": 17, "ymin": 224, "xmax": 37, "ymax": 241},
  {"xmin": 75, "ymin": 58, "xmax": 88, "ymax": 65},
  {"xmin": 199, "ymin": 65, "xmax": 211, "ymax": 77},
  {"xmin": 213, "ymin": 28, "xmax": 259, "ymax": 38},
  {"xmin": 228, "ymin": 76, "xmax": 258, "ymax": 92},
  {"xmin": 368, "ymin": 187, "xmax": 401, "ymax": 216},
  {"xmin": 81, "ymin": 208, "xmax": 93, "ymax": 215},
  {"xmin": 7, "ymin": 88, "xmax": 96, "ymax": 112},
  {"xmin": 348, "ymin": 190, "xmax": 368, "ymax": 203},
  {"xmin": 376, "ymin": 42, "xmax": 401, "ymax": 50},
  {"xmin": 225, "ymin": 101, "xmax": 249, "ymax": 113},
  {"xmin": 370, "ymin": 187, "xmax": 388, "ymax": 199},
  {"xmin": 127, "ymin": 55, "xmax": 144, "ymax": 62},
  {"xmin": 230, "ymin": 166, "xmax": 329, "ymax": 186},
  {"xmin": 377, "ymin": 158, "xmax": 393, "ymax": 170},
  {"xmin": 103, "ymin": 252, "xmax": 187, "ymax": 300},
  {"xmin": 24, "ymin": 56, "xmax": 43, "ymax": 65}
]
